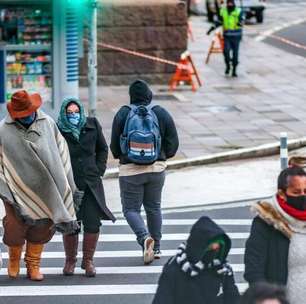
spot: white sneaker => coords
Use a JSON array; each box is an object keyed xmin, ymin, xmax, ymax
[
  {"xmin": 154, "ymin": 249, "xmax": 162, "ymax": 259},
  {"xmin": 143, "ymin": 237, "xmax": 155, "ymax": 265}
]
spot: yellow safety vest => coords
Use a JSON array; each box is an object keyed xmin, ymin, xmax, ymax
[{"xmin": 220, "ymin": 7, "xmax": 242, "ymax": 31}]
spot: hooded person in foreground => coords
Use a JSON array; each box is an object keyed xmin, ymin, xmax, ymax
[
  {"xmin": 152, "ymin": 216, "xmax": 240, "ymax": 304},
  {"xmin": 0, "ymin": 90, "xmax": 80, "ymax": 281}
]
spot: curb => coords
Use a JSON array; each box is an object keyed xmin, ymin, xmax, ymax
[{"xmin": 104, "ymin": 137, "xmax": 306, "ymax": 179}]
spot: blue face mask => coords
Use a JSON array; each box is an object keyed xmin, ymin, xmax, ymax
[
  {"xmin": 67, "ymin": 112, "xmax": 80, "ymax": 126},
  {"xmin": 18, "ymin": 113, "xmax": 36, "ymax": 125}
]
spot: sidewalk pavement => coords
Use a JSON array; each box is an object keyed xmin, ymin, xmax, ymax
[
  {"xmin": 80, "ymin": 2, "xmax": 306, "ymax": 168},
  {"xmin": 102, "ymin": 147, "xmax": 306, "ymax": 213}
]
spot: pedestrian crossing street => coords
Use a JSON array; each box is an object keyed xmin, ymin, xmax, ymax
[{"xmin": 0, "ymin": 206, "xmax": 254, "ymax": 304}]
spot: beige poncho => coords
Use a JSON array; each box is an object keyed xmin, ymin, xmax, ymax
[{"xmin": 0, "ymin": 110, "xmax": 78, "ymax": 233}]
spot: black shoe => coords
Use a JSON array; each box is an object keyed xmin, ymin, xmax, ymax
[
  {"xmin": 232, "ymin": 67, "xmax": 238, "ymax": 77},
  {"xmin": 225, "ymin": 65, "xmax": 230, "ymax": 75}
]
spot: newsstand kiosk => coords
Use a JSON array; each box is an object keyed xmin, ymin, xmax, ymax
[{"xmin": 0, "ymin": 0, "xmax": 81, "ymax": 119}]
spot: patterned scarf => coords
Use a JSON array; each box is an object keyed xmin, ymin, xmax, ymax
[
  {"xmin": 173, "ymin": 242, "xmax": 233, "ymax": 277},
  {"xmin": 57, "ymin": 97, "xmax": 87, "ymax": 141}
]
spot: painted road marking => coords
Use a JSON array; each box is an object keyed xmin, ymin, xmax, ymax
[
  {"xmin": 0, "ymin": 248, "xmax": 245, "ymax": 259},
  {"xmin": 0, "ymin": 283, "xmax": 248, "ymax": 296},
  {"xmin": 42, "ymin": 233, "xmax": 250, "ymax": 243}
]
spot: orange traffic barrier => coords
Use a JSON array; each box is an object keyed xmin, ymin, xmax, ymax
[
  {"xmin": 205, "ymin": 30, "xmax": 224, "ymax": 64},
  {"xmin": 169, "ymin": 51, "xmax": 202, "ymax": 92}
]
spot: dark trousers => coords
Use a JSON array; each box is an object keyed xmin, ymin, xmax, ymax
[
  {"xmin": 119, "ymin": 171, "xmax": 166, "ymax": 249},
  {"xmin": 76, "ymin": 187, "xmax": 102, "ymax": 234},
  {"xmin": 223, "ymin": 35, "xmax": 241, "ymax": 67}
]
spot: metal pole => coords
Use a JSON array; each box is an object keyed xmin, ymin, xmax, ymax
[
  {"xmin": 88, "ymin": 0, "xmax": 97, "ymax": 117},
  {"xmin": 280, "ymin": 132, "xmax": 288, "ymax": 170}
]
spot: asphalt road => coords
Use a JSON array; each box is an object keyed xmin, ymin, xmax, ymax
[
  {"xmin": 264, "ymin": 22, "xmax": 306, "ymax": 58},
  {"xmin": 0, "ymin": 203, "xmax": 255, "ymax": 304}
]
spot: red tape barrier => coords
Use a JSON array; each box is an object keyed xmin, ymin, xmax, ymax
[{"xmin": 84, "ymin": 39, "xmax": 189, "ymax": 70}]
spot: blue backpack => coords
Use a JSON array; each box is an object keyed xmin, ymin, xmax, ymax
[{"xmin": 120, "ymin": 104, "xmax": 161, "ymax": 164}]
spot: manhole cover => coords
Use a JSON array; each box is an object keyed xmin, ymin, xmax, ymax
[
  {"xmin": 202, "ymin": 105, "xmax": 240, "ymax": 113},
  {"xmin": 154, "ymin": 94, "xmax": 180, "ymax": 102},
  {"xmin": 214, "ymin": 85, "xmax": 260, "ymax": 94}
]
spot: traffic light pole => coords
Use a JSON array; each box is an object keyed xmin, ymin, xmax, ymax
[{"xmin": 88, "ymin": 0, "xmax": 97, "ymax": 117}]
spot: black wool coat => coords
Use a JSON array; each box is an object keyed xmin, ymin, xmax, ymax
[
  {"xmin": 152, "ymin": 261, "xmax": 240, "ymax": 304},
  {"xmin": 244, "ymin": 216, "xmax": 289, "ymax": 285},
  {"xmin": 152, "ymin": 217, "xmax": 240, "ymax": 304},
  {"xmin": 60, "ymin": 117, "xmax": 115, "ymax": 222}
]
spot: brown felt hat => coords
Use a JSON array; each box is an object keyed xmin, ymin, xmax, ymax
[{"xmin": 7, "ymin": 90, "xmax": 42, "ymax": 119}]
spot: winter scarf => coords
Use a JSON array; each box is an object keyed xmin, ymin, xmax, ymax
[
  {"xmin": 252, "ymin": 195, "xmax": 306, "ymax": 237},
  {"xmin": 57, "ymin": 97, "xmax": 87, "ymax": 141},
  {"xmin": 278, "ymin": 194, "xmax": 306, "ymax": 221},
  {"xmin": 174, "ymin": 242, "xmax": 233, "ymax": 277}
]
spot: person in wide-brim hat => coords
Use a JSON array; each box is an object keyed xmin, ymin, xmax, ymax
[
  {"xmin": 0, "ymin": 90, "xmax": 80, "ymax": 281},
  {"xmin": 6, "ymin": 90, "xmax": 42, "ymax": 119}
]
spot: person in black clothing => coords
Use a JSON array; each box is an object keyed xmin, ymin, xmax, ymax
[
  {"xmin": 244, "ymin": 166, "xmax": 306, "ymax": 289},
  {"xmin": 152, "ymin": 216, "xmax": 240, "ymax": 304},
  {"xmin": 57, "ymin": 97, "xmax": 116, "ymax": 277},
  {"xmin": 241, "ymin": 282, "xmax": 289, "ymax": 304},
  {"xmin": 110, "ymin": 79, "xmax": 179, "ymax": 265}
]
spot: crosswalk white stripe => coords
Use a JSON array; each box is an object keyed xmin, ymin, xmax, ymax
[
  {"xmin": 0, "ymin": 283, "xmax": 248, "ymax": 296},
  {"xmin": 102, "ymin": 219, "xmax": 252, "ymax": 226},
  {"xmin": 44, "ymin": 233, "xmax": 249, "ymax": 243},
  {"xmin": 0, "ymin": 219, "xmax": 253, "ymax": 227},
  {"xmin": 0, "ymin": 264, "xmax": 245, "ymax": 276},
  {"xmin": 0, "ymin": 248, "xmax": 245, "ymax": 259}
]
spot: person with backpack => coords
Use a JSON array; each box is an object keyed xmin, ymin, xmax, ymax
[
  {"xmin": 110, "ymin": 79, "xmax": 179, "ymax": 265},
  {"xmin": 152, "ymin": 216, "xmax": 240, "ymax": 304}
]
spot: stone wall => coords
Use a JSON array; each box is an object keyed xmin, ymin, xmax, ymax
[{"xmin": 79, "ymin": 0, "xmax": 188, "ymax": 85}]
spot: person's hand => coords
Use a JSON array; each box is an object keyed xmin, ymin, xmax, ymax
[
  {"xmin": 73, "ymin": 190, "xmax": 84, "ymax": 212},
  {"xmin": 207, "ymin": 26, "xmax": 215, "ymax": 35}
]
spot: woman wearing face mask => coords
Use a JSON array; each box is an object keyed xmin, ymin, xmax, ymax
[
  {"xmin": 244, "ymin": 165, "xmax": 306, "ymax": 304},
  {"xmin": 57, "ymin": 98, "xmax": 116, "ymax": 277}
]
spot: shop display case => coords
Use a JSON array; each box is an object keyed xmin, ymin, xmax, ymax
[
  {"xmin": 0, "ymin": 0, "xmax": 80, "ymax": 119},
  {"xmin": 0, "ymin": 5, "xmax": 52, "ymax": 103}
]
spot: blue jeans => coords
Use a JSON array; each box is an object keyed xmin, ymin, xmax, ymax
[
  {"xmin": 223, "ymin": 34, "xmax": 241, "ymax": 67},
  {"xmin": 119, "ymin": 171, "xmax": 166, "ymax": 249}
]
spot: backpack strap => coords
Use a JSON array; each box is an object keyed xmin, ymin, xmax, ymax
[
  {"xmin": 121, "ymin": 105, "xmax": 133, "ymax": 137},
  {"xmin": 146, "ymin": 104, "xmax": 159, "ymax": 111}
]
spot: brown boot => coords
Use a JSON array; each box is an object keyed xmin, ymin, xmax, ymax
[
  {"xmin": 63, "ymin": 233, "xmax": 79, "ymax": 276},
  {"xmin": 81, "ymin": 233, "xmax": 99, "ymax": 277},
  {"xmin": 24, "ymin": 242, "xmax": 44, "ymax": 281},
  {"xmin": 7, "ymin": 245, "xmax": 23, "ymax": 278}
]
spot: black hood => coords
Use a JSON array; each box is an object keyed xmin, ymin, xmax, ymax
[
  {"xmin": 186, "ymin": 216, "xmax": 231, "ymax": 263},
  {"xmin": 129, "ymin": 79, "xmax": 153, "ymax": 105}
]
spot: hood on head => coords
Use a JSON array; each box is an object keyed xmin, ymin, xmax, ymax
[
  {"xmin": 129, "ymin": 79, "xmax": 152, "ymax": 105},
  {"xmin": 186, "ymin": 216, "xmax": 231, "ymax": 263},
  {"xmin": 61, "ymin": 97, "xmax": 82, "ymax": 111},
  {"xmin": 227, "ymin": 0, "xmax": 235, "ymax": 5}
]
